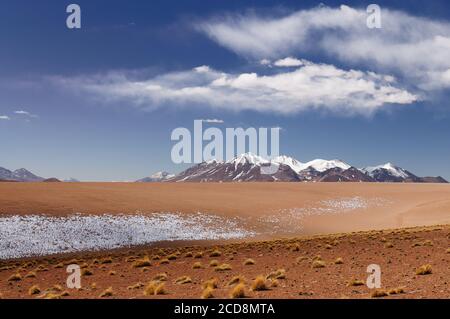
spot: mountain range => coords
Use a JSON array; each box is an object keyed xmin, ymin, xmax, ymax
[
  {"xmin": 151, "ymin": 153, "xmax": 447, "ymax": 183},
  {"xmin": 1, "ymin": 154, "xmax": 447, "ymax": 183}
]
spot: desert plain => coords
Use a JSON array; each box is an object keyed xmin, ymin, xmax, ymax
[{"xmin": 0, "ymin": 182, "xmax": 449, "ymax": 299}]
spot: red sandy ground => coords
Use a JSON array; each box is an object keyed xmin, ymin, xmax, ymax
[{"xmin": 0, "ymin": 225, "xmax": 449, "ymax": 299}]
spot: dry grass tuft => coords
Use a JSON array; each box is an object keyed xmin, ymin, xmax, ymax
[
  {"xmin": 153, "ymin": 273, "xmax": 168, "ymax": 281},
  {"xmin": 99, "ymin": 287, "xmax": 114, "ymax": 298},
  {"xmin": 228, "ymin": 276, "xmax": 245, "ymax": 286},
  {"xmin": 201, "ymin": 287, "xmax": 215, "ymax": 299},
  {"xmin": 371, "ymin": 289, "xmax": 389, "ymax": 298},
  {"xmin": 28, "ymin": 285, "xmax": 41, "ymax": 295},
  {"xmin": 54, "ymin": 263, "xmax": 64, "ymax": 269},
  {"xmin": 347, "ymin": 279, "xmax": 365, "ymax": 287},
  {"xmin": 416, "ymin": 264, "xmax": 432, "ymax": 275},
  {"xmin": 175, "ymin": 276, "xmax": 192, "ymax": 285},
  {"xmin": 25, "ymin": 271, "xmax": 37, "ymax": 278},
  {"xmin": 127, "ymin": 282, "xmax": 144, "ymax": 290},
  {"xmin": 384, "ymin": 242, "xmax": 394, "ymax": 248},
  {"xmin": 144, "ymin": 281, "xmax": 166, "ymax": 296},
  {"xmin": 230, "ymin": 283, "xmax": 246, "ymax": 298},
  {"xmin": 108, "ymin": 271, "xmax": 116, "ymax": 276},
  {"xmin": 251, "ymin": 275, "xmax": 269, "ymax": 291},
  {"xmin": 167, "ymin": 254, "xmax": 177, "ymax": 260},
  {"xmin": 388, "ymin": 287, "xmax": 405, "ymax": 295},
  {"xmin": 209, "ymin": 249, "xmax": 222, "ymax": 257},
  {"xmin": 334, "ymin": 257, "xmax": 344, "ymax": 265},
  {"xmin": 133, "ymin": 257, "xmax": 152, "ymax": 268},
  {"xmin": 192, "ymin": 262, "xmax": 203, "ymax": 269},
  {"xmin": 185, "ymin": 252, "xmax": 193, "ymax": 258},
  {"xmin": 267, "ymin": 269, "xmax": 286, "ymax": 280},
  {"xmin": 215, "ymin": 263, "xmax": 232, "ymax": 272},
  {"xmin": 8, "ymin": 273, "xmax": 22, "ymax": 282},
  {"xmin": 243, "ymin": 258, "xmax": 255, "ymax": 266},
  {"xmin": 203, "ymin": 278, "xmax": 219, "ymax": 289},
  {"xmin": 209, "ymin": 260, "xmax": 219, "ymax": 267},
  {"xmin": 194, "ymin": 252, "xmax": 203, "ymax": 258},
  {"xmin": 312, "ymin": 260, "xmax": 326, "ymax": 268},
  {"xmin": 159, "ymin": 258, "xmax": 170, "ymax": 265}
]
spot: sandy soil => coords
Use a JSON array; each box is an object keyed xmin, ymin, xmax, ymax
[
  {"xmin": 1, "ymin": 182, "xmax": 450, "ymax": 236},
  {"xmin": 0, "ymin": 182, "xmax": 449, "ymax": 299},
  {"xmin": 0, "ymin": 225, "xmax": 449, "ymax": 299}
]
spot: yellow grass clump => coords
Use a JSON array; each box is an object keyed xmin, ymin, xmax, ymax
[
  {"xmin": 175, "ymin": 276, "xmax": 192, "ymax": 285},
  {"xmin": 230, "ymin": 283, "xmax": 246, "ymax": 298},
  {"xmin": 192, "ymin": 262, "xmax": 203, "ymax": 269},
  {"xmin": 347, "ymin": 279, "xmax": 365, "ymax": 287},
  {"xmin": 252, "ymin": 275, "xmax": 269, "ymax": 291},
  {"xmin": 228, "ymin": 276, "xmax": 245, "ymax": 286},
  {"xmin": 203, "ymin": 278, "xmax": 219, "ymax": 289},
  {"xmin": 201, "ymin": 287, "xmax": 215, "ymax": 299},
  {"xmin": 25, "ymin": 271, "xmax": 37, "ymax": 278},
  {"xmin": 209, "ymin": 260, "xmax": 219, "ymax": 267},
  {"xmin": 99, "ymin": 287, "xmax": 114, "ymax": 298},
  {"xmin": 388, "ymin": 287, "xmax": 405, "ymax": 295},
  {"xmin": 215, "ymin": 263, "xmax": 232, "ymax": 272},
  {"xmin": 28, "ymin": 285, "xmax": 41, "ymax": 295},
  {"xmin": 267, "ymin": 269, "xmax": 286, "ymax": 280},
  {"xmin": 371, "ymin": 289, "xmax": 389, "ymax": 298},
  {"xmin": 334, "ymin": 257, "xmax": 344, "ymax": 264},
  {"xmin": 153, "ymin": 273, "xmax": 168, "ymax": 281},
  {"xmin": 416, "ymin": 264, "xmax": 432, "ymax": 275},
  {"xmin": 194, "ymin": 252, "xmax": 203, "ymax": 258},
  {"xmin": 312, "ymin": 260, "xmax": 326, "ymax": 268},
  {"xmin": 209, "ymin": 249, "xmax": 222, "ymax": 257},
  {"xmin": 132, "ymin": 257, "xmax": 152, "ymax": 268},
  {"xmin": 8, "ymin": 273, "xmax": 22, "ymax": 282},
  {"xmin": 144, "ymin": 281, "xmax": 166, "ymax": 296},
  {"xmin": 243, "ymin": 258, "xmax": 255, "ymax": 266}
]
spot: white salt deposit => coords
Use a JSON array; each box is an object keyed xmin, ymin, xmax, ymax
[
  {"xmin": 259, "ymin": 197, "xmax": 391, "ymax": 233},
  {"xmin": 0, "ymin": 213, "xmax": 255, "ymax": 260}
]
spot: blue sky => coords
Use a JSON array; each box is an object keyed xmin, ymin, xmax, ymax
[{"xmin": 1, "ymin": 0, "xmax": 450, "ymax": 181}]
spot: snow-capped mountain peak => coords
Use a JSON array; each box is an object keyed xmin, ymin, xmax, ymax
[
  {"xmin": 272, "ymin": 155, "xmax": 305, "ymax": 173},
  {"xmin": 363, "ymin": 163, "xmax": 409, "ymax": 179},
  {"xmin": 302, "ymin": 159, "xmax": 351, "ymax": 173},
  {"xmin": 226, "ymin": 152, "xmax": 269, "ymax": 166}
]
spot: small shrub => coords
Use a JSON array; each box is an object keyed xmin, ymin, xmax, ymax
[
  {"xmin": 228, "ymin": 276, "xmax": 245, "ymax": 286},
  {"xmin": 215, "ymin": 263, "xmax": 232, "ymax": 272},
  {"xmin": 28, "ymin": 285, "xmax": 41, "ymax": 295},
  {"xmin": 209, "ymin": 249, "xmax": 222, "ymax": 257},
  {"xmin": 8, "ymin": 273, "xmax": 22, "ymax": 282},
  {"xmin": 175, "ymin": 276, "xmax": 192, "ymax": 284},
  {"xmin": 201, "ymin": 287, "xmax": 214, "ymax": 299},
  {"xmin": 203, "ymin": 278, "xmax": 219, "ymax": 289},
  {"xmin": 371, "ymin": 289, "xmax": 389, "ymax": 298},
  {"xmin": 230, "ymin": 283, "xmax": 246, "ymax": 298},
  {"xmin": 144, "ymin": 281, "xmax": 165, "ymax": 296},
  {"xmin": 99, "ymin": 287, "xmax": 114, "ymax": 298},
  {"xmin": 416, "ymin": 264, "xmax": 432, "ymax": 275},
  {"xmin": 347, "ymin": 279, "xmax": 365, "ymax": 287},
  {"xmin": 192, "ymin": 262, "xmax": 202, "ymax": 269},
  {"xmin": 243, "ymin": 258, "xmax": 255, "ymax": 266},
  {"xmin": 194, "ymin": 252, "xmax": 203, "ymax": 258},
  {"xmin": 133, "ymin": 257, "xmax": 151, "ymax": 268},
  {"xmin": 153, "ymin": 273, "xmax": 168, "ymax": 281},
  {"xmin": 251, "ymin": 275, "xmax": 268, "ymax": 291},
  {"xmin": 312, "ymin": 260, "xmax": 326, "ymax": 268}
]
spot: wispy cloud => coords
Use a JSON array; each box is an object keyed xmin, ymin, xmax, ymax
[
  {"xmin": 14, "ymin": 110, "xmax": 39, "ymax": 118},
  {"xmin": 199, "ymin": 119, "xmax": 225, "ymax": 123},
  {"xmin": 0, "ymin": 115, "xmax": 10, "ymax": 120},
  {"xmin": 198, "ymin": 5, "xmax": 450, "ymax": 91},
  {"xmin": 55, "ymin": 60, "xmax": 416, "ymax": 116}
]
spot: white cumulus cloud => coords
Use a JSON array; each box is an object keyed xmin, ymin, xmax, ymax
[
  {"xmin": 198, "ymin": 5, "xmax": 450, "ymax": 90},
  {"xmin": 55, "ymin": 59, "xmax": 417, "ymax": 116}
]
